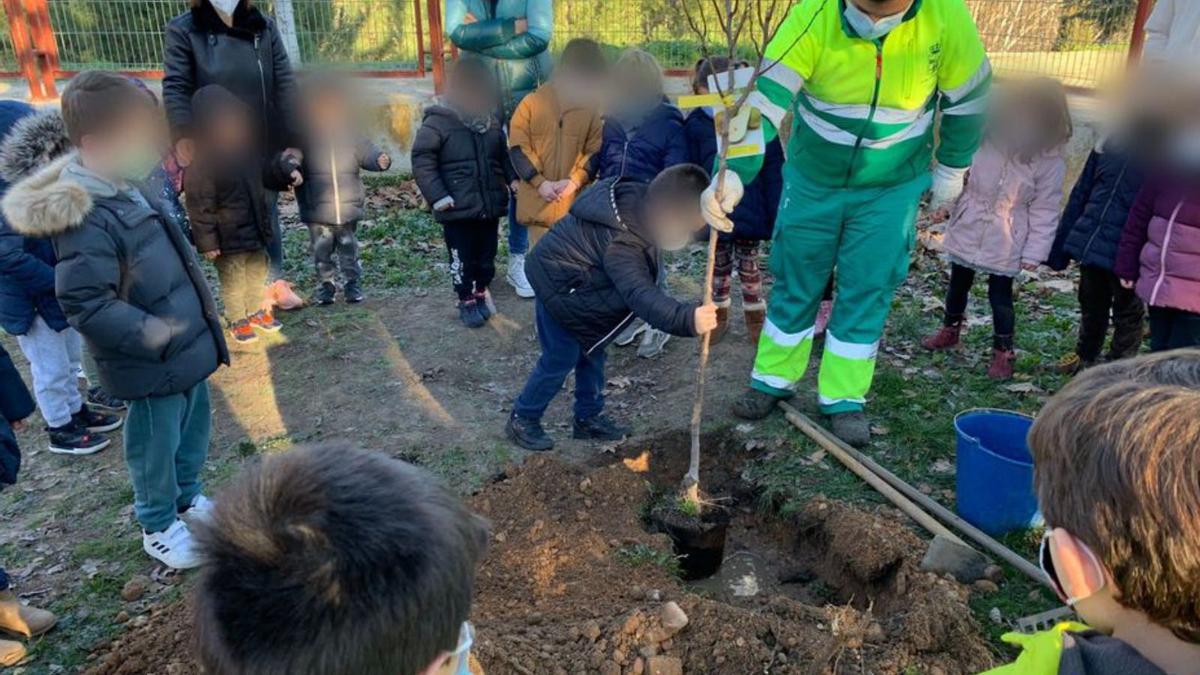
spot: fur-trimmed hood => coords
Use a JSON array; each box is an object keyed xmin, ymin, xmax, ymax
[
  {"xmin": 0, "ymin": 110, "xmax": 71, "ymax": 184},
  {"xmin": 1, "ymin": 154, "xmax": 94, "ymax": 238}
]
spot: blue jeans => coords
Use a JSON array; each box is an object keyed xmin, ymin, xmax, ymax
[
  {"xmin": 502, "ymin": 124, "xmax": 528, "ymax": 256},
  {"xmin": 123, "ymin": 381, "xmax": 211, "ymax": 533},
  {"xmin": 507, "ymin": 198, "xmax": 528, "ymax": 256},
  {"xmin": 513, "ymin": 302, "xmax": 606, "ymax": 422}
]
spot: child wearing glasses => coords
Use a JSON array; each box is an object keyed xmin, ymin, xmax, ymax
[
  {"xmin": 191, "ymin": 442, "xmax": 489, "ymax": 675},
  {"xmin": 985, "ymin": 349, "xmax": 1200, "ymax": 674}
]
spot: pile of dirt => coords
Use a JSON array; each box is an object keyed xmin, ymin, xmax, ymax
[
  {"xmin": 85, "ymin": 599, "xmax": 197, "ymax": 675},
  {"xmin": 84, "ymin": 437, "xmax": 994, "ymax": 675},
  {"xmin": 470, "ymin": 453, "xmax": 994, "ymax": 674}
]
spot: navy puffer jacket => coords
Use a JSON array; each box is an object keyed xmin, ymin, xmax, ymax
[
  {"xmin": 525, "ymin": 178, "xmax": 698, "ymax": 354},
  {"xmin": 594, "ymin": 103, "xmax": 690, "ymax": 183},
  {"xmin": 0, "ymin": 106, "xmax": 73, "ymax": 335},
  {"xmin": 1047, "ymin": 143, "xmax": 1144, "ymax": 271},
  {"xmin": 683, "ymin": 108, "xmax": 784, "ymax": 242}
]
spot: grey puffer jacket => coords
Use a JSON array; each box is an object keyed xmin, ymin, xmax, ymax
[
  {"xmin": 295, "ymin": 136, "xmax": 388, "ymax": 226},
  {"xmin": 1, "ymin": 155, "xmax": 229, "ymax": 400}
]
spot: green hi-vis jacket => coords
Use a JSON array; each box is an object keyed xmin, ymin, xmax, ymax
[
  {"xmin": 733, "ymin": 0, "xmax": 990, "ymax": 189},
  {"xmin": 983, "ymin": 622, "xmax": 1091, "ymax": 674}
]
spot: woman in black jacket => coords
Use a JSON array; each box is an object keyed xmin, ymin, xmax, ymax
[{"xmin": 163, "ymin": 0, "xmax": 299, "ymax": 283}]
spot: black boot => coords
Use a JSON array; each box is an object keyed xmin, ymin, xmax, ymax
[
  {"xmin": 506, "ymin": 414, "xmax": 554, "ymax": 451},
  {"xmin": 313, "ymin": 282, "xmax": 336, "ymax": 306},
  {"xmin": 344, "ymin": 280, "xmax": 364, "ymax": 304},
  {"xmin": 829, "ymin": 411, "xmax": 871, "ymax": 448},
  {"xmin": 732, "ymin": 388, "xmax": 784, "ymax": 420},
  {"xmin": 458, "ymin": 300, "xmax": 486, "ymax": 328},
  {"xmin": 573, "ymin": 414, "xmax": 629, "ymax": 441}
]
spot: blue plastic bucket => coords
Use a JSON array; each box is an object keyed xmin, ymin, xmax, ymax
[{"xmin": 954, "ymin": 409, "xmax": 1042, "ymax": 536}]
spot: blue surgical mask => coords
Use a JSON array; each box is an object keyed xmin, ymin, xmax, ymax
[
  {"xmin": 844, "ymin": 1, "xmax": 907, "ymax": 40},
  {"xmin": 452, "ymin": 622, "xmax": 474, "ymax": 675}
]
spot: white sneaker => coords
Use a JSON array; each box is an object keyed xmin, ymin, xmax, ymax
[
  {"xmin": 637, "ymin": 328, "xmax": 671, "ymax": 358},
  {"xmin": 506, "ymin": 254, "xmax": 535, "ymax": 299},
  {"xmin": 143, "ymin": 519, "xmax": 202, "ymax": 569},
  {"xmin": 614, "ymin": 319, "xmax": 647, "ymax": 347},
  {"xmin": 181, "ymin": 494, "xmax": 215, "ymax": 525}
]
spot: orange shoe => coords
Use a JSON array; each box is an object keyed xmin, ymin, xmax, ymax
[
  {"xmin": 230, "ymin": 320, "xmax": 258, "ymax": 344},
  {"xmin": 249, "ymin": 310, "xmax": 282, "ymax": 333}
]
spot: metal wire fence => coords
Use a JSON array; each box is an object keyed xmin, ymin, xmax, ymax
[
  {"xmin": 0, "ymin": 0, "xmax": 1147, "ymax": 88},
  {"xmin": 40, "ymin": 0, "xmax": 425, "ymax": 72}
]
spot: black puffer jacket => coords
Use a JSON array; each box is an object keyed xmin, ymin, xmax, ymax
[
  {"xmin": 184, "ymin": 86, "xmax": 296, "ymax": 254},
  {"xmin": 162, "ymin": 1, "xmax": 298, "ymax": 152},
  {"xmin": 0, "ymin": 342, "xmax": 33, "ymax": 486},
  {"xmin": 1047, "ymin": 142, "xmax": 1144, "ymax": 272},
  {"xmin": 1, "ymin": 155, "xmax": 229, "ymax": 401},
  {"xmin": 295, "ymin": 136, "xmax": 387, "ymax": 226},
  {"xmin": 525, "ymin": 178, "xmax": 698, "ymax": 353},
  {"xmin": 411, "ymin": 105, "xmax": 514, "ymax": 224}
]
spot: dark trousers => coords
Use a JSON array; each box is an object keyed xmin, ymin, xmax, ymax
[
  {"xmin": 265, "ymin": 190, "xmax": 283, "ymax": 279},
  {"xmin": 944, "ymin": 263, "xmax": 1015, "ymax": 349},
  {"xmin": 1077, "ymin": 265, "xmax": 1144, "ymax": 361},
  {"xmin": 443, "ymin": 219, "xmax": 498, "ymax": 301},
  {"xmin": 1149, "ymin": 306, "xmax": 1200, "ymax": 351},
  {"xmin": 513, "ymin": 301, "xmax": 606, "ymax": 422},
  {"xmin": 307, "ymin": 222, "xmax": 361, "ymax": 284}
]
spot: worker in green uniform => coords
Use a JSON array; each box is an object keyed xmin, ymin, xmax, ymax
[{"xmin": 708, "ymin": 0, "xmax": 990, "ymax": 446}]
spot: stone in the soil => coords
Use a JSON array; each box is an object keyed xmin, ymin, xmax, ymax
[
  {"xmin": 121, "ymin": 576, "xmax": 150, "ymax": 602},
  {"xmin": 984, "ymin": 564, "xmax": 1005, "ymax": 582},
  {"xmin": 973, "ymin": 579, "xmax": 1000, "ymax": 594},
  {"xmin": 646, "ymin": 655, "xmax": 683, "ymax": 675},
  {"xmin": 659, "ymin": 602, "xmax": 688, "ymax": 637}
]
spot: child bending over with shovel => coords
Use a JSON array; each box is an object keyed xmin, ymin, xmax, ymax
[{"xmin": 505, "ymin": 165, "xmax": 720, "ymax": 451}]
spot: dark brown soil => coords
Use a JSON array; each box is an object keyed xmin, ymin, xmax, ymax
[{"xmin": 83, "ymin": 432, "xmax": 994, "ymax": 675}]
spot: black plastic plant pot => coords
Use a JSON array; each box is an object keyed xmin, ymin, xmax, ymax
[{"xmin": 658, "ymin": 511, "xmax": 731, "ymax": 581}]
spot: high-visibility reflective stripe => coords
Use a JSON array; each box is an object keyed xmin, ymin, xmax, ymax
[
  {"xmin": 818, "ymin": 394, "xmax": 867, "ymax": 406},
  {"xmin": 761, "ymin": 58, "xmax": 804, "ymax": 94},
  {"xmin": 762, "ymin": 318, "xmax": 815, "ymax": 348},
  {"xmin": 747, "ymin": 90, "xmax": 788, "ymax": 130},
  {"xmin": 941, "ymin": 58, "xmax": 992, "ymax": 103},
  {"xmin": 803, "ymin": 92, "xmax": 929, "ymax": 125},
  {"xmin": 797, "ymin": 107, "xmax": 934, "ymax": 149},
  {"xmin": 941, "ymin": 96, "xmax": 988, "ymax": 116},
  {"xmin": 825, "ymin": 332, "xmax": 880, "ymax": 360},
  {"xmin": 753, "ymin": 371, "xmax": 799, "ymax": 391}
]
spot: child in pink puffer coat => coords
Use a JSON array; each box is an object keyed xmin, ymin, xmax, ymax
[{"xmin": 923, "ymin": 79, "xmax": 1072, "ymax": 379}]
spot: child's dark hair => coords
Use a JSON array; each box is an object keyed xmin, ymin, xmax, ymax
[
  {"xmin": 692, "ymin": 56, "xmax": 749, "ymax": 94},
  {"xmin": 647, "ymin": 163, "xmax": 710, "ymax": 207},
  {"xmin": 193, "ymin": 442, "xmax": 490, "ymax": 675},
  {"xmin": 1029, "ymin": 350, "xmax": 1200, "ymax": 642},
  {"xmin": 60, "ymin": 70, "xmax": 156, "ymax": 145},
  {"xmin": 559, "ymin": 38, "xmax": 607, "ymax": 76}
]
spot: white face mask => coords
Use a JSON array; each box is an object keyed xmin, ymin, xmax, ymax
[
  {"xmin": 843, "ymin": 1, "xmax": 907, "ymax": 40},
  {"xmin": 209, "ymin": 0, "xmax": 240, "ymax": 16}
]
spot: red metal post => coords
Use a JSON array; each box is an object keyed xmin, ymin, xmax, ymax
[
  {"xmin": 22, "ymin": 0, "xmax": 57, "ymax": 99},
  {"xmin": 1127, "ymin": 0, "xmax": 1156, "ymax": 67},
  {"xmin": 4, "ymin": 0, "xmax": 43, "ymax": 101},
  {"xmin": 413, "ymin": 0, "xmax": 426, "ymax": 76},
  {"xmin": 426, "ymin": 0, "xmax": 445, "ymax": 94}
]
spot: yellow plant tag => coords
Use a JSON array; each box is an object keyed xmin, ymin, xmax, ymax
[
  {"xmin": 728, "ymin": 144, "xmax": 761, "ymax": 158},
  {"xmin": 677, "ymin": 93, "xmax": 723, "ymax": 108}
]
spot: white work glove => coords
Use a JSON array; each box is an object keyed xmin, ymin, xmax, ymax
[
  {"xmin": 701, "ymin": 171, "xmax": 744, "ymax": 233},
  {"xmin": 927, "ymin": 164, "xmax": 968, "ymax": 213}
]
